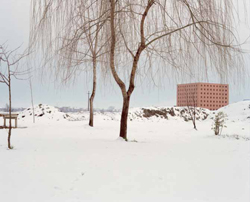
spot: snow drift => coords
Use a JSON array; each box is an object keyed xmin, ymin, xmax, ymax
[
  {"xmin": 129, "ymin": 106, "xmax": 210, "ymax": 121},
  {"xmin": 18, "ymin": 104, "xmax": 70, "ymax": 122},
  {"xmin": 17, "ymin": 101, "xmax": 250, "ymax": 124},
  {"xmin": 216, "ymin": 101, "xmax": 250, "ymax": 122}
]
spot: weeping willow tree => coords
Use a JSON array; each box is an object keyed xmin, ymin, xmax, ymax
[
  {"xmin": 30, "ymin": 0, "xmax": 109, "ymax": 127},
  {"xmin": 30, "ymin": 0, "xmax": 245, "ymax": 140}
]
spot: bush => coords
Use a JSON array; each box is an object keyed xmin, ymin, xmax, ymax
[{"xmin": 212, "ymin": 112, "xmax": 227, "ymax": 135}]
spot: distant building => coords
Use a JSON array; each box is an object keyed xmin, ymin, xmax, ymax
[{"xmin": 177, "ymin": 83, "xmax": 229, "ymax": 110}]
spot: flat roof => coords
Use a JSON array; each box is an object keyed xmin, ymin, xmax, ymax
[{"xmin": 177, "ymin": 82, "xmax": 228, "ymax": 85}]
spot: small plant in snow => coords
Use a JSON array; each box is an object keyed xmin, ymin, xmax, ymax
[{"xmin": 212, "ymin": 112, "xmax": 227, "ymax": 135}]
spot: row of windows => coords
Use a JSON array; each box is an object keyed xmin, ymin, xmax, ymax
[
  {"xmin": 201, "ymin": 100, "xmax": 227, "ymax": 103},
  {"xmin": 177, "ymin": 98, "xmax": 197, "ymax": 101},
  {"xmin": 200, "ymin": 96, "xmax": 227, "ymax": 99},
  {"xmin": 178, "ymin": 96, "xmax": 198, "ymax": 99},
  {"xmin": 178, "ymin": 92, "xmax": 197, "ymax": 94},
  {"xmin": 201, "ymin": 89, "xmax": 227, "ymax": 92},
  {"xmin": 178, "ymin": 89, "xmax": 197, "ymax": 92},
  {"xmin": 178, "ymin": 92, "xmax": 228, "ymax": 96},
  {"xmin": 178, "ymin": 100, "xmax": 227, "ymax": 104},
  {"xmin": 178, "ymin": 84, "xmax": 198, "ymax": 87},
  {"xmin": 201, "ymin": 84, "xmax": 227, "ymax": 88},
  {"xmin": 179, "ymin": 105, "xmax": 225, "ymax": 110},
  {"xmin": 201, "ymin": 92, "xmax": 227, "ymax": 95},
  {"xmin": 177, "ymin": 96, "xmax": 227, "ymax": 100},
  {"xmin": 178, "ymin": 101, "xmax": 196, "ymax": 104},
  {"xmin": 200, "ymin": 104, "xmax": 225, "ymax": 107}
]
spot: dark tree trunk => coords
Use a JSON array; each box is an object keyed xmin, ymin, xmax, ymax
[
  {"xmin": 119, "ymin": 96, "xmax": 131, "ymax": 141},
  {"xmin": 89, "ymin": 56, "xmax": 97, "ymax": 127},
  {"xmin": 215, "ymin": 127, "xmax": 219, "ymax": 135},
  {"xmin": 193, "ymin": 110, "xmax": 197, "ymax": 130},
  {"xmin": 193, "ymin": 120, "xmax": 197, "ymax": 130},
  {"xmin": 8, "ymin": 74, "xmax": 12, "ymax": 149},
  {"xmin": 109, "ymin": 0, "xmax": 152, "ymax": 141},
  {"xmin": 29, "ymin": 79, "xmax": 35, "ymax": 123}
]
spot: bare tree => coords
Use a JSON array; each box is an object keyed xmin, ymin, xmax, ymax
[
  {"xmin": 186, "ymin": 91, "xmax": 197, "ymax": 130},
  {"xmin": 108, "ymin": 0, "xmax": 245, "ymax": 140},
  {"xmin": 83, "ymin": 2, "xmax": 109, "ymax": 127},
  {"xmin": 30, "ymin": 0, "xmax": 245, "ymax": 140},
  {"xmin": 0, "ymin": 45, "xmax": 29, "ymax": 149},
  {"xmin": 29, "ymin": 0, "xmax": 109, "ymax": 127},
  {"xmin": 29, "ymin": 77, "xmax": 36, "ymax": 123}
]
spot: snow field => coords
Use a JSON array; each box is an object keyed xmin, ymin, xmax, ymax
[{"xmin": 0, "ymin": 101, "xmax": 249, "ymax": 202}]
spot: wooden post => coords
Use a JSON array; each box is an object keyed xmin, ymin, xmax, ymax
[
  {"xmin": 4, "ymin": 117, "xmax": 6, "ymax": 128},
  {"xmin": 15, "ymin": 117, "xmax": 17, "ymax": 128}
]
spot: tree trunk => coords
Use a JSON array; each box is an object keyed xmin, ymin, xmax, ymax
[
  {"xmin": 8, "ymin": 75, "xmax": 12, "ymax": 149},
  {"xmin": 193, "ymin": 120, "xmax": 197, "ymax": 130},
  {"xmin": 109, "ymin": 0, "xmax": 151, "ymax": 141},
  {"xmin": 89, "ymin": 56, "xmax": 97, "ymax": 127},
  {"xmin": 109, "ymin": 0, "xmax": 129, "ymax": 140},
  {"xmin": 119, "ymin": 96, "xmax": 131, "ymax": 140},
  {"xmin": 29, "ymin": 78, "xmax": 35, "ymax": 123},
  {"xmin": 215, "ymin": 127, "xmax": 219, "ymax": 135},
  {"xmin": 193, "ymin": 110, "xmax": 197, "ymax": 130}
]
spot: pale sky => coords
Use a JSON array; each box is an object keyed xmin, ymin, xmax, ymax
[{"xmin": 0, "ymin": 0, "xmax": 250, "ymax": 109}]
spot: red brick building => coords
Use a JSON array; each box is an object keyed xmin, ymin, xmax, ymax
[{"xmin": 177, "ymin": 83, "xmax": 229, "ymax": 110}]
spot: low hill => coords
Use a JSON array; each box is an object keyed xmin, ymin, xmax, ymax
[{"xmin": 18, "ymin": 104, "xmax": 70, "ymax": 122}]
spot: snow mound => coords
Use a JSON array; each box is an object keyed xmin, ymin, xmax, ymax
[
  {"xmin": 128, "ymin": 106, "xmax": 210, "ymax": 121},
  {"xmin": 68, "ymin": 107, "xmax": 210, "ymax": 122},
  {"xmin": 18, "ymin": 104, "xmax": 70, "ymax": 122},
  {"xmin": 17, "ymin": 101, "xmax": 250, "ymax": 124},
  {"xmin": 216, "ymin": 101, "xmax": 250, "ymax": 122},
  {"xmin": 68, "ymin": 111, "xmax": 121, "ymax": 121}
]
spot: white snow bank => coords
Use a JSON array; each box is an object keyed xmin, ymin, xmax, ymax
[
  {"xmin": 18, "ymin": 104, "xmax": 70, "ymax": 123},
  {"xmin": 217, "ymin": 101, "xmax": 250, "ymax": 122},
  {"xmin": 16, "ymin": 101, "xmax": 250, "ymax": 127},
  {"xmin": 128, "ymin": 106, "xmax": 210, "ymax": 121}
]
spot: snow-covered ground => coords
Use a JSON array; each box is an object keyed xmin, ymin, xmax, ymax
[{"xmin": 0, "ymin": 101, "xmax": 249, "ymax": 202}]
